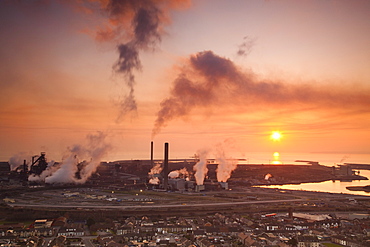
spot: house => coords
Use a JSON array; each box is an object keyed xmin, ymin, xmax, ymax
[
  {"xmin": 193, "ymin": 229, "xmax": 206, "ymax": 237},
  {"xmin": 331, "ymin": 235, "xmax": 363, "ymax": 247},
  {"xmin": 297, "ymin": 235, "xmax": 320, "ymax": 247},
  {"xmin": 238, "ymin": 233, "xmax": 263, "ymax": 247},
  {"xmin": 52, "ymin": 217, "xmax": 67, "ymax": 227},
  {"xmin": 116, "ymin": 225, "xmax": 134, "ymax": 235},
  {"xmin": 261, "ymin": 233, "xmax": 283, "ymax": 246},
  {"xmin": 363, "ymin": 228, "xmax": 370, "ymax": 237},
  {"xmin": 196, "ymin": 237, "xmax": 214, "ymax": 247},
  {"xmin": 315, "ymin": 219, "xmax": 340, "ymax": 229},
  {"xmin": 57, "ymin": 227, "xmax": 84, "ymax": 237},
  {"xmin": 21, "ymin": 228, "xmax": 54, "ymax": 237},
  {"xmin": 178, "ymin": 237, "xmax": 195, "ymax": 247},
  {"xmin": 0, "ymin": 223, "xmax": 24, "ymax": 237}
]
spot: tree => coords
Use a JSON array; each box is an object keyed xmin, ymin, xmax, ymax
[
  {"xmin": 87, "ymin": 217, "xmax": 95, "ymax": 228},
  {"xmin": 287, "ymin": 237, "xmax": 298, "ymax": 247}
]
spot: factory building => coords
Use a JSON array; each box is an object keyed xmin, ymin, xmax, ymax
[
  {"xmin": 195, "ymin": 184, "xmax": 205, "ymax": 192},
  {"xmin": 0, "ymin": 162, "xmax": 10, "ymax": 183},
  {"xmin": 168, "ymin": 178, "xmax": 185, "ymax": 192}
]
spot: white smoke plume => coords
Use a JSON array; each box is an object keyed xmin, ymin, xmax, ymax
[
  {"xmin": 214, "ymin": 144, "xmax": 237, "ymax": 183},
  {"xmin": 168, "ymin": 168, "xmax": 189, "ymax": 179},
  {"xmin": 148, "ymin": 162, "xmax": 163, "ymax": 185},
  {"xmin": 45, "ymin": 155, "xmax": 79, "ymax": 184},
  {"xmin": 8, "ymin": 152, "xmax": 30, "ymax": 171},
  {"xmin": 43, "ymin": 131, "xmax": 111, "ymax": 184},
  {"xmin": 193, "ymin": 149, "xmax": 209, "ymax": 185},
  {"xmin": 264, "ymin": 173, "xmax": 272, "ymax": 180},
  {"xmin": 193, "ymin": 140, "xmax": 238, "ymax": 184}
]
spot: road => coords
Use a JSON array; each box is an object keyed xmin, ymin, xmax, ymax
[{"xmin": 10, "ymin": 198, "xmax": 305, "ymax": 209}]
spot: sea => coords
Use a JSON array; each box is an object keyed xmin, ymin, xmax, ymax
[{"xmin": 240, "ymin": 152, "xmax": 370, "ymax": 197}]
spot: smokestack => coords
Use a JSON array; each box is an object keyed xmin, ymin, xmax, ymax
[
  {"xmin": 23, "ymin": 160, "xmax": 27, "ymax": 173},
  {"xmin": 150, "ymin": 141, "xmax": 154, "ymax": 167},
  {"xmin": 288, "ymin": 207, "xmax": 293, "ymax": 219},
  {"xmin": 163, "ymin": 142, "xmax": 169, "ymax": 190}
]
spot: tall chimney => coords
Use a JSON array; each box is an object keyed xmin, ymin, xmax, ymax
[
  {"xmin": 23, "ymin": 160, "xmax": 27, "ymax": 173},
  {"xmin": 150, "ymin": 141, "xmax": 154, "ymax": 167},
  {"xmin": 163, "ymin": 142, "xmax": 169, "ymax": 190},
  {"xmin": 288, "ymin": 207, "xmax": 293, "ymax": 218}
]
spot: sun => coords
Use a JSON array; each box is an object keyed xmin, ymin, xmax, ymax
[{"xmin": 270, "ymin": 131, "xmax": 282, "ymax": 141}]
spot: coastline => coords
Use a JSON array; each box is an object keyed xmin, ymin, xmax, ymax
[{"xmin": 346, "ymin": 185, "xmax": 370, "ymax": 192}]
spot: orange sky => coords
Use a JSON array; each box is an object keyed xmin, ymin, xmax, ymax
[{"xmin": 0, "ymin": 0, "xmax": 369, "ymax": 162}]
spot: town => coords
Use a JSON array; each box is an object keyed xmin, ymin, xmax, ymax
[
  {"xmin": 1, "ymin": 205, "xmax": 370, "ymax": 247},
  {"xmin": 1, "ymin": 183, "xmax": 370, "ymax": 247}
]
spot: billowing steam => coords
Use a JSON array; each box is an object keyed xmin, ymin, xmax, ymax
[
  {"xmin": 148, "ymin": 162, "xmax": 163, "ymax": 185},
  {"xmin": 193, "ymin": 141, "xmax": 239, "ymax": 185},
  {"xmin": 27, "ymin": 132, "xmax": 111, "ymax": 184},
  {"xmin": 264, "ymin": 173, "xmax": 272, "ymax": 180},
  {"xmin": 9, "ymin": 152, "xmax": 30, "ymax": 171},
  {"xmin": 28, "ymin": 160, "xmax": 59, "ymax": 182},
  {"xmin": 152, "ymin": 50, "xmax": 370, "ymax": 137},
  {"xmin": 215, "ymin": 145, "xmax": 237, "ymax": 183},
  {"xmin": 168, "ymin": 168, "xmax": 189, "ymax": 179},
  {"xmin": 73, "ymin": 0, "xmax": 191, "ymax": 120},
  {"xmin": 193, "ymin": 149, "xmax": 209, "ymax": 185}
]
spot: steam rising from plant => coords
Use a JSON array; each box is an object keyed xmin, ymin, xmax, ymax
[
  {"xmin": 27, "ymin": 132, "xmax": 111, "ymax": 184},
  {"xmin": 28, "ymin": 161, "xmax": 59, "ymax": 182},
  {"xmin": 8, "ymin": 152, "xmax": 30, "ymax": 171},
  {"xmin": 193, "ymin": 149, "xmax": 209, "ymax": 185},
  {"xmin": 215, "ymin": 144, "xmax": 237, "ymax": 183},
  {"xmin": 148, "ymin": 162, "xmax": 163, "ymax": 185},
  {"xmin": 193, "ymin": 141, "xmax": 238, "ymax": 185},
  {"xmin": 168, "ymin": 168, "xmax": 189, "ymax": 179},
  {"xmin": 264, "ymin": 173, "xmax": 272, "ymax": 180}
]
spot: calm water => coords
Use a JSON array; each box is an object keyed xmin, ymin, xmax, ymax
[
  {"xmin": 258, "ymin": 170, "xmax": 370, "ymax": 197},
  {"xmin": 248, "ymin": 152, "xmax": 370, "ymax": 196}
]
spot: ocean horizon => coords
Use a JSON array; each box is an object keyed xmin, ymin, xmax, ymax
[{"xmin": 105, "ymin": 151, "xmax": 370, "ymax": 167}]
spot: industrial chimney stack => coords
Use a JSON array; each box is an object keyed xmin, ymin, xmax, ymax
[
  {"xmin": 150, "ymin": 141, "xmax": 154, "ymax": 167},
  {"xmin": 163, "ymin": 142, "xmax": 169, "ymax": 190}
]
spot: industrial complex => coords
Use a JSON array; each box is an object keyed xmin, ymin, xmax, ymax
[{"xmin": 1, "ymin": 143, "xmax": 370, "ymax": 246}]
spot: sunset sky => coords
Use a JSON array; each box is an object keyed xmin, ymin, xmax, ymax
[{"xmin": 1, "ymin": 0, "xmax": 369, "ymax": 162}]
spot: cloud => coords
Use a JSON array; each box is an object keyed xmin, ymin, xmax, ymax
[
  {"xmin": 236, "ymin": 36, "xmax": 256, "ymax": 57},
  {"xmin": 152, "ymin": 50, "xmax": 370, "ymax": 137}
]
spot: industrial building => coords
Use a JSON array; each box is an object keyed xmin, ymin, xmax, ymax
[
  {"xmin": 3, "ymin": 142, "xmax": 237, "ymax": 193},
  {"xmin": 0, "ymin": 162, "xmax": 10, "ymax": 183}
]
